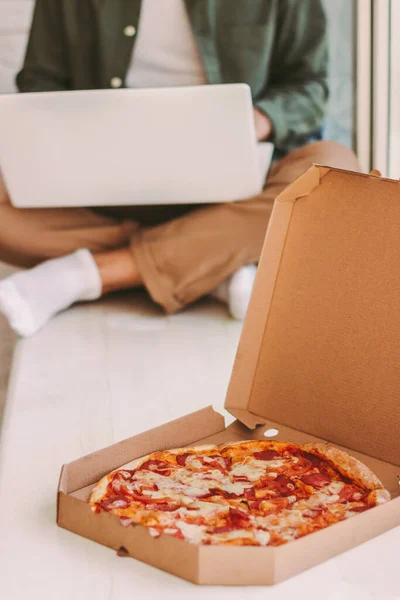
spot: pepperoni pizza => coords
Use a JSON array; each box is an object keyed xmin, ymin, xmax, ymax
[{"xmin": 89, "ymin": 440, "xmax": 390, "ymax": 546}]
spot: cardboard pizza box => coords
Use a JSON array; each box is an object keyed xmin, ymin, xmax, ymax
[{"xmin": 57, "ymin": 165, "xmax": 400, "ymax": 585}]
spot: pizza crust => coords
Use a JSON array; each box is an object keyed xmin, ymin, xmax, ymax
[
  {"xmin": 167, "ymin": 444, "xmax": 219, "ymax": 456},
  {"xmin": 90, "ymin": 473, "xmax": 112, "ymax": 505},
  {"xmin": 218, "ymin": 440, "xmax": 293, "ymax": 453},
  {"xmin": 367, "ymin": 489, "xmax": 391, "ymax": 506},
  {"xmin": 302, "ymin": 443, "xmax": 384, "ymax": 491}
]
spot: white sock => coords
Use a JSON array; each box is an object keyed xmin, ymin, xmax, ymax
[
  {"xmin": 211, "ymin": 265, "xmax": 257, "ymax": 320},
  {"xmin": 0, "ymin": 249, "xmax": 102, "ymax": 337}
]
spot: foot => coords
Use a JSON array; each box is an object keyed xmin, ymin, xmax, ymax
[
  {"xmin": 211, "ymin": 265, "xmax": 257, "ymax": 320},
  {"xmin": 0, "ymin": 249, "xmax": 102, "ymax": 336}
]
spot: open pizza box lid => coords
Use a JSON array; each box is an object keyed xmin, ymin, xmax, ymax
[{"xmin": 225, "ymin": 165, "xmax": 400, "ymax": 467}]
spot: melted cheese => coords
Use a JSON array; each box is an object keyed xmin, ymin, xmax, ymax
[
  {"xmin": 230, "ymin": 461, "xmax": 266, "ymax": 482},
  {"xmin": 327, "ymin": 481, "xmax": 345, "ymax": 495},
  {"xmin": 176, "ymin": 521, "xmax": 206, "ymax": 544},
  {"xmin": 186, "ymin": 469, "xmax": 225, "ymax": 482},
  {"xmin": 280, "ymin": 528, "xmax": 297, "ymax": 542},
  {"xmin": 149, "ymin": 527, "xmax": 161, "ymax": 537},
  {"xmin": 180, "ymin": 501, "xmax": 229, "ymax": 517},
  {"xmin": 202, "ymin": 455, "xmax": 226, "ymax": 468},
  {"xmin": 255, "ymin": 507, "xmax": 306, "ymax": 535},
  {"xmin": 222, "ymin": 481, "xmax": 248, "ymax": 495},
  {"xmin": 196, "ymin": 501, "xmax": 223, "ymax": 515},
  {"xmin": 254, "ymin": 530, "xmax": 271, "ymax": 546},
  {"xmin": 131, "ymin": 467, "xmax": 226, "ymax": 501},
  {"xmin": 326, "ymin": 494, "xmax": 340, "ymax": 504},
  {"xmin": 211, "ymin": 529, "xmax": 254, "ymax": 542},
  {"xmin": 107, "ymin": 499, "xmax": 128, "ymax": 509},
  {"xmin": 185, "ymin": 458, "xmax": 204, "ymax": 470},
  {"xmin": 264, "ymin": 459, "xmax": 285, "ymax": 469}
]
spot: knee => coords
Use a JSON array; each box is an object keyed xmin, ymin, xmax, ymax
[{"xmin": 304, "ymin": 140, "xmax": 360, "ymax": 172}]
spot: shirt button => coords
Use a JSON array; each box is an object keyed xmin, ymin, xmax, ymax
[
  {"xmin": 110, "ymin": 77, "xmax": 122, "ymax": 89},
  {"xmin": 124, "ymin": 25, "xmax": 136, "ymax": 37}
]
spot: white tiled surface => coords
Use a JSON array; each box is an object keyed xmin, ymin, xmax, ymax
[{"xmin": 0, "ymin": 292, "xmax": 399, "ymax": 599}]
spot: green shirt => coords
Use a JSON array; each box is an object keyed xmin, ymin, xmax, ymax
[{"xmin": 17, "ymin": 0, "xmax": 328, "ymax": 154}]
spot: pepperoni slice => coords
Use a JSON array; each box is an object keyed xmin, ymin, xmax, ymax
[
  {"xmin": 224, "ymin": 457, "xmax": 233, "ymax": 469},
  {"xmin": 207, "ymin": 460, "xmax": 228, "ymax": 474},
  {"xmin": 217, "ymin": 488, "xmax": 241, "ymax": 499},
  {"xmin": 229, "ymin": 508, "xmax": 250, "ymax": 519},
  {"xmin": 228, "ymin": 508, "xmax": 251, "ymax": 528},
  {"xmin": 172, "ymin": 529, "xmax": 185, "ymax": 540},
  {"xmin": 212, "ymin": 525, "xmax": 233, "ymax": 534},
  {"xmin": 148, "ymin": 502, "xmax": 180, "ymax": 512},
  {"xmin": 139, "ymin": 459, "xmax": 169, "ymax": 472},
  {"xmin": 177, "ymin": 454, "xmax": 228, "ymax": 473},
  {"xmin": 132, "ymin": 483, "xmax": 159, "ymax": 496},
  {"xmin": 244, "ymin": 487, "xmax": 256, "ymax": 500},
  {"xmin": 101, "ymin": 496, "xmax": 130, "ymax": 510},
  {"xmin": 209, "ymin": 509, "xmax": 250, "ymax": 533},
  {"xmin": 301, "ymin": 472, "xmax": 331, "ymax": 488},
  {"xmin": 302, "ymin": 452, "xmax": 323, "ymax": 467},
  {"xmin": 287, "ymin": 456, "xmax": 313, "ymax": 475},
  {"xmin": 338, "ymin": 485, "xmax": 363, "ymax": 503},
  {"xmin": 274, "ymin": 474, "xmax": 295, "ymax": 495},
  {"xmin": 349, "ymin": 505, "xmax": 368, "ymax": 513},
  {"xmin": 208, "ymin": 455, "xmax": 230, "ymax": 468},
  {"xmin": 198, "ymin": 456, "xmax": 227, "ymax": 475},
  {"xmin": 253, "ymin": 474, "xmax": 294, "ymax": 496},
  {"xmin": 176, "ymin": 453, "xmax": 189, "ymax": 466},
  {"xmin": 254, "ymin": 450, "xmax": 280, "ymax": 461},
  {"xmin": 197, "ymin": 487, "xmax": 241, "ymax": 499}
]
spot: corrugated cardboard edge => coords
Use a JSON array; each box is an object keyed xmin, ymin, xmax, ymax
[
  {"xmin": 225, "ymin": 164, "xmax": 330, "ymax": 427},
  {"xmin": 198, "ymin": 545, "xmax": 275, "ymax": 585}
]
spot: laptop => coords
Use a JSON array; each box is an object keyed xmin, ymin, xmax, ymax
[{"xmin": 0, "ymin": 84, "xmax": 274, "ymax": 208}]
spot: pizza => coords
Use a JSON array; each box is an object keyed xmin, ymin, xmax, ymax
[{"xmin": 89, "ymin": 440, "xmax": 390, "ymax": 547}]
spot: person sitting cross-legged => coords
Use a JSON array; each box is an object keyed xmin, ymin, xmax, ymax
[{"xmin": 0, "ymin": 0, "xmax": 359, "ymax": 336}]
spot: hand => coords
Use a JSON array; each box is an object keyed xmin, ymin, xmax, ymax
[{"xmin": 253, "ymin": 108, "xmax": 272, "ymax": 141}]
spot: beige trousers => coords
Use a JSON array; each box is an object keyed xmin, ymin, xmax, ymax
[{"xmin": 0, "ymin": 141, "xmax": 359, "ymax": 313}]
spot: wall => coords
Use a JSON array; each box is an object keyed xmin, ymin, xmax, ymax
[
  {"xmin": 322, "ymin": 0, "xmax": 355, "ymax": 148},
  {"xmin": 0, "ymin": 0, "xmax": 355, "ymax": 148},
  {"xmin": 0, "ymin": 0, "xmax": 33, "ymax": 93}
]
